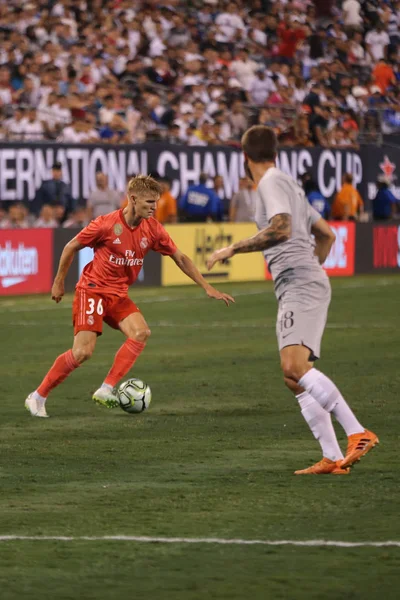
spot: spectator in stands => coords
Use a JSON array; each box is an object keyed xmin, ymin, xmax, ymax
[
  {"xmin": 277, "ymin": 16, "xmax": 306, "ymax": 64},
  {"xmin": 309, "ymin": 105, "xmax": 330, "ymax": 146},
  {"xmin": 0, "ymin": 205, "xmax": 6, "ymax": 227},
  {"xmin": 372, "ymin": 175, "xmax": 399, "ymax": 221},
  {"xmin": 179, "ymin": 173, "xmax": 222, "ymax": 223},
  {"xmin": 230, "ymin": 49, "xmax": 259, "ymax": 92},
  {"xmin": 213, "ymin": 175, "xmax": 230, "ymax": 221},
  {"xmin": 331, "ymin": 173, "xmax": 364, "ymax": 221},
  {"xmin": 99, "ymin": 95, "xmax": 118, "ymax": 125},
  {"xmin": 294, "ymin": 114, "xmax": 314, "ymax": 147},
  {"xmin": 229, "ymin": 177, "xmax": 257, "ymax": 222},
  {"xmin": 58, "ymin": 118, "xmax": 99, "ymax": 143},
  {"xmin": 53, "ymin": 204, "xmax": 67, "ymax": 226},
  {"xmin": 34, "ymin": 204, "xmax": 59, "ymax": 228},
  {"xmin": 386, "ymin": 1, "xmax": 400, "ymax": 49},
  {"xmin": 62, "ymin": 207, "xmax": 90, "ymax": 229},
  {"xmin": 348, "ymin": 31, "xmax": 367, "ymax": 66},
  {"xmin": 365, "ymin": 23, "xmax": 390, "ymax": 62},
  {"xmin": 211, "ymin": 111, "xmax": 232, "ymax": 142},
  {"xmin": 20, "ymin": 106, "xmax": 44, "ymax": 141},
  {"xmin": 229, "ymin": 100, "xmax": 248, "ymax": 139},
  {"xmin": 300, "ymin": 172, "xmax": 330, "ymax": 219},
  {"xmin": 34, "ymin": 162, "xmax": 75, "ymax": 218},
  {"xmin": 0, "ymin": 203, "xmax": 30, "ymax": 229},
  {"xmin": 154, "ymin": 177, "xmax": 177, "ymax": 224},
  {"xmin": 99, "ymin": 114, "xmax": 131, "ymax": 144},
  {"xmin": 0, "ymin": 65, "xmax": 13, "ymax": 106},
  {"xmin": 372, "ymin": 59, "xmax": 396, "ymax": 94},
  {"xmin": 4, "ymin": 106, "xmax": 27, "ymax": 141},
  {"xmin": 329, "ymin": 126, "xmax": 358, "ymax": 148},
  {"xmin": 249, "ymin": 69, "xmax": 274, "ymax": 106},
  {"xmin": 342, "ymin": 0, "xmax": 363, "ymax": 31},
  {"xmin": 86, "ymin": 172, "xmax": 121, "ymax": 219},
  {"xmin": 14, "ymin": 76, "xmax": 40, "ymax": 107}
]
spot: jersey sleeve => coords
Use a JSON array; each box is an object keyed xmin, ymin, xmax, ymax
[
  {"xmin": 152, "ymin": 222, "xmax": 178, "ymax": 256},
  {"xmin": 76, "ymin": 216, "xmax": 106, "ymax": 248},
  {"xmin": 308, "ymin": 202, "xmax": 323, "ymax": 225},
  {"xmin": 258, "ymin": 175, "xmax": 292, "ymax": 221}
]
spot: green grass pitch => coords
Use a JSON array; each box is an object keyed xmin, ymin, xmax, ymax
[{"xmin": 0, "ymin": 275, "xmax": 399, "ymax": 599}]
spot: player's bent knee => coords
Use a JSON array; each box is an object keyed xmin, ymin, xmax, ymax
[
  {"xmin": 281, "ymin": 360, "xmax": 308, "ymax": 383},
  {"xmin": 72, "ymin": 345, "xmax": 94, "ymax": 364},
  {"xmin": 134, "ymin": 328, "xmax": 151, "ymax": 343}
]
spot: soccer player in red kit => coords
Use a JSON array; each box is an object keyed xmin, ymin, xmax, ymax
[{"xmin": 25, "ymin": 175, "xmax": 234, "ymax": 417}]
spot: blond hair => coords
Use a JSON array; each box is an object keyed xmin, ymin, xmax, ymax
[{"xmin": 127, "ymin": 174, "xmax": 162, "ymax": 197}]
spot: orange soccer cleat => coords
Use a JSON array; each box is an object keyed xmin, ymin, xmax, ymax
[
  {"xmin": 340, "ymin": 429, "xmax": 379, "ymax": 469},
  {"xmin": 294, "ymin": 458, "xmax": 350, "ymax": 475}
]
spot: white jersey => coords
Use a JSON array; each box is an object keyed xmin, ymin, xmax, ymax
[{"xmin": 255, "ymin": 167, "xmax": 328, "ymax": 297}]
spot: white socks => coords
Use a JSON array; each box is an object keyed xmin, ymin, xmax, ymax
[
  {"xmin": 299, "ymin": 368, "xmax": 364, "ymax": 437},
  {"xmin": 33, "ymin": 390, "xmax": 47, "ymax": 404},
  {"xmin": 101, "ymin": 382, "xmax": 113, "ymax": 392},
  {"xmin": 297, "ymin": 392, "xmax": 344, "ymax": 461}
]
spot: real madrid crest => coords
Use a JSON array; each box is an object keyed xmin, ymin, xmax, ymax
[
  {"xmin": 140, "ymin": 237, "xmax": 149, "ymax": 249},
  {"xmin": 114, "ymin": 223, "xmax": 123, "ymax": 236}
]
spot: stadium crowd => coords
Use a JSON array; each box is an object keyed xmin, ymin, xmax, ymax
[{"xmin": 0, "ymin": 0, "xmax": 399, "ymax": 148}]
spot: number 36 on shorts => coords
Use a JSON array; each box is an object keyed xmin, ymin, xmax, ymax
[{"xmin": 86, "ymin": 297, "xmax": 104, "ymax": 315}]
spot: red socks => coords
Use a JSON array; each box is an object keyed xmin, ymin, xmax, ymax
[
  {"xmin": 37, "ymin": 350, "xmax": 80, "ymax": 397},
  {"xmin": 104, "ymin": 339, "xmax": 146, "ymax": 387},
  {"xmin": 36, "ymin": 340, "xmax": 145, "ymax": 398}
]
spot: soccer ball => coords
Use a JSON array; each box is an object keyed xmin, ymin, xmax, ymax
[{"xmin": 117, "ymin": 378, "xmax": 152, "ymax": 414}]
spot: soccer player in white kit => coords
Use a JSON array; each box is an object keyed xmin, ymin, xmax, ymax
[{"xmin": 207, "ymin": 126, "xmax": 379, "ymax": 474}]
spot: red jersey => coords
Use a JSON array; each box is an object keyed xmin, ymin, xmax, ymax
[
  {"xmin": 76, "ymin": 210, "xmax": 177, "ymax": 296},
  {"xmin": 277, "ymin": 25, "xmax": 305, "ymax": 59}
]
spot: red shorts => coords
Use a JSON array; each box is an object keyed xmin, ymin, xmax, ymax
[{"xmin": 72, "ymin": 288, "xmax": 140, "ymax": 336}]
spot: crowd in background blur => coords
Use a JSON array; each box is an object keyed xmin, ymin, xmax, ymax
[
  {"xmin": 0, "ymin": 0, "xmax": 400, "ymax": 149},
  {"xmin": 0, "ymin": 165, "xmax": 398, "ymax": 228}
]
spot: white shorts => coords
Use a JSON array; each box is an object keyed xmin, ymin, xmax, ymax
[{"xmin": 276, "ymin": 280, "xmax": 331, "ymax": 360}]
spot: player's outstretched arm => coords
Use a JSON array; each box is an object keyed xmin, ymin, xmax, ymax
[
  {"xmin": 51, "ymin": 237, "xmax": 84, "ymax": 303},
  {"xmin": 311, "ymin": 217, "xmax": 336, "ymax": 265},
  {"xmin": 170, "ymin": 249, "xmax": 234, "ymax": 306},
  {"xmin": 207, "ymin": 214, "xmax": 291, "ymax": 270}
]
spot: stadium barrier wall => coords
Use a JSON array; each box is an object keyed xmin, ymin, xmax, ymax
[
  {"xmin": 0, "ymin": 222, "xmax": 399, "ymax": 296},
  {"xmin": 0, "ymin": 142, "xmax": 399, "ymax": 209},
  {"xmin": 355, "ymin": 222, "xmax": 400, "ymax": 274},
  {"xmin": 162, "ymin": 223, "xmax": 265, "ymax": 285},
  {"xmin": 0, "ymin": 228, "xmax": 53, "ymax": 296}
]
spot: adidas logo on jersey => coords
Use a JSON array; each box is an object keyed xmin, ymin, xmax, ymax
[{"xmin": 113, "ymin": 237, "xmax": 122, "ymax": 244}]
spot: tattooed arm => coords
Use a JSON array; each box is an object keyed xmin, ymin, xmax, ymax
[
  {"xmin": 206, "ymin": 214, "xmax": 291, "ymax": 270},
  {"xmin": 232, "ymin": 213, "xmax": 291, "ymax": 254}
]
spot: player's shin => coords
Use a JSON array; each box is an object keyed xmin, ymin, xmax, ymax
[
  {"xmin": 299, "ymin": 368, "xmax": 365, "ymax": 436},
  {"xmin": 104, "ymin": 339, "xmax": 146, "ymax": 388},
  {"xmin": 36, "ymin": 349, "xmax": 80, "ymax": 398},
  {"xmin": 297, "ymin": 391, "xmax": 344, "ymax": 461}
]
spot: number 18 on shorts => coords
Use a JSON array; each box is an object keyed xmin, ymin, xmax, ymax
[{"xmin": 276, "ymin": 298, "xmax": 329, "ymax": 360}]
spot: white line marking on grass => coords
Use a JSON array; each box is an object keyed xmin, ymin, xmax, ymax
[
  {"xmin": 0, "ymin": 536, "xmax": 399, "ymax": 547},
  {"xmin": 0, "ymin": 290, "xmax": 265, "ymax": 314},
  {"xmin": 5, "ymin": 320, "xmax": 393, "ymax": 330},
  {"xmin": 148, "ymin": 321, "xmax": 391, "ymax": 330},
  {"xmin": 1, "ymin": 276, "xmax": 399, "ymax": 315}
]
